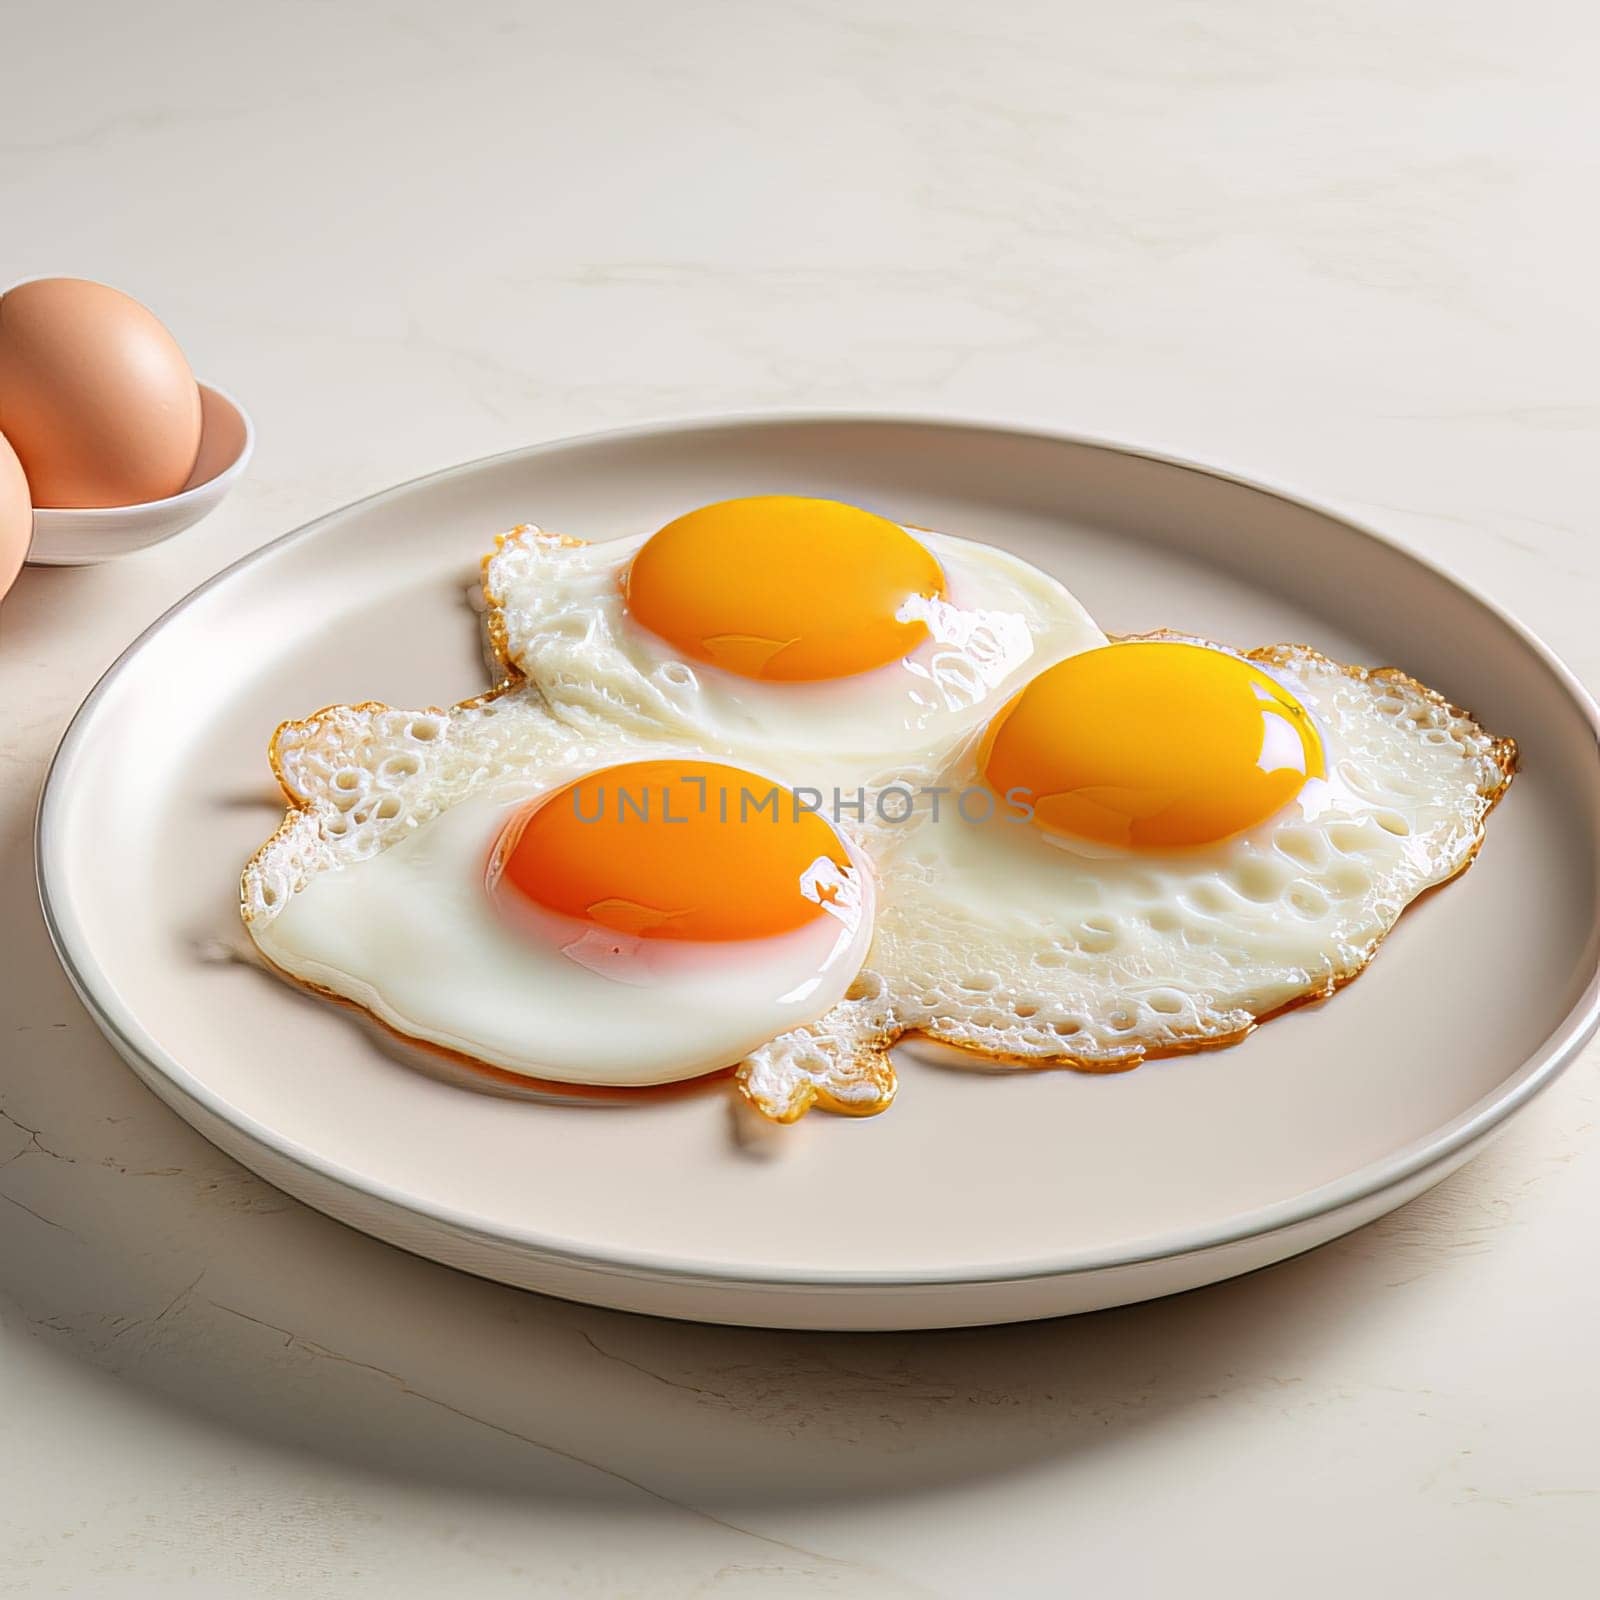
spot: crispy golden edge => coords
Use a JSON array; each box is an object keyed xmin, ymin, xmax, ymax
[
  {"xmin": 239, "ymin": 525, "xmax": 587, "ymax": 927},
  {"xmin": 240, "ymin": 687, "xmax": 519, "ymax": 929},
  {"xmin": 738, "ymin": 1047, "xmax": 899, "ymax": 1125},
  {"xmin": 740, "ymin": 636, "xmax": 1519, "ymax": 1114},
  {"xmin": 478, "ymin": 523, "xmax": 587, "ymax": 685}
]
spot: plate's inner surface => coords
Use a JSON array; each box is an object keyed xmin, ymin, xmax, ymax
[{"xmin": 51, "ymin": 423, "xmax": 1600, "ymax": 1277}]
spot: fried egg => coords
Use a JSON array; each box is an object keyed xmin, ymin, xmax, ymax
[
  {"xmin": 242, "ymin": 500, "xmax": 1516, "ymax": 1128},
  {"xmin": 242, "ymin": 696, "xmax": 874, "ymax": 1090},
  {"xmin": 737, "ymin": 636, "xmax": 1514, "ymax": 1119},
  {"xmin": 483, "ymin": 496, "xmax": 1105, "ymax": 790}
]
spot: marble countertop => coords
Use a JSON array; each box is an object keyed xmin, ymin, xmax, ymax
[{"xmin": 3, "ymin": 2, "xmax": 1597, "ymax": 1593}]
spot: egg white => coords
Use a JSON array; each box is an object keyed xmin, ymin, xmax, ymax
[
  {"xmin": 483, "ymin": 525, "xmax": 1106, "ymax": 791},
  {"xmin": 856, "ymin": 641, "xmax": 1515, "ymax": 1072},
  {"xmin": 243, "ymin": 697, "xmax": 873, "ymax": 1089}
]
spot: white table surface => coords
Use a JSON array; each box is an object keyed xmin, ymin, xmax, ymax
[{"xmin": 3, "ymin": 2, "xmax": 1598, "ymax": 1593}]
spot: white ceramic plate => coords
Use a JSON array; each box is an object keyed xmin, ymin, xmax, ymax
[{"xmin": 36, "ymin": 417, "xmax": 1600, "ymax": 1330}]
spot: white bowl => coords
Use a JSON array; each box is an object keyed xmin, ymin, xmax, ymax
[{"xmin": 24, "ymin": 383, "xmax": 254, "ymax": 566}]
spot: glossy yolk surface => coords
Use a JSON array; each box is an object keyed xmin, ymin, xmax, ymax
[
  {"xmin": 491, "ymin": 759, "xmax": 855, "ymax": 941},
  {"xmin": 624, "ymin": 495, "xmax": 945, "ymax": 681},
  {"xmin": 980, "ymin": 641, "xmax": 1325, "ymax": 849}
]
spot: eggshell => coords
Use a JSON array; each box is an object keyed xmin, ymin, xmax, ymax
[
  {"xmin": 0, "ymin": 278, "xmax": 202, "ymax": 509},
  {"xmin": 0, "ymin": 429, "xmax": 31, "ymax": 596}
]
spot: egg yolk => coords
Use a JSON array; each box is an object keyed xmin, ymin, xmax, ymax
[
  {"xmin": 491, "ymin": 759, "xmax": 856, "ymax": 942},
  {"xmin": 980, "ymin": 642, "xmax": 1325, "ymax": 849},
  {"xmin": 624, "ymin": 496, "xmax": 945, "ymax": 681}
]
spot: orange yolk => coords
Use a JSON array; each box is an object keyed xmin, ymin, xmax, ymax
[
  {"xmin": 491, "ymin": 759, "xmax": 855, "ymax": 942},
  {"xmin": 981, "ymin": 641, "xmax": 1325, "ymax": 849},
  {"xmin": 624, "ymin": 495, "xmax": 945, "ymax": 681}
]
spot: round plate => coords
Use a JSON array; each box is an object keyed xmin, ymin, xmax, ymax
[{"xmin": 36, "ymin": 417, "xmax": 1600, "ymax": 1329}]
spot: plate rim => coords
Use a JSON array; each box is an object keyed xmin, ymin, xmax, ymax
[{"xmin": 34, "ymin": 411, "xmax": 1600, "ymax": 1290}]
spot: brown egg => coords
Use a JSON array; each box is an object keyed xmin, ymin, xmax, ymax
[
  {"xmin": 0, "ymin": 429, "xmax": 30, "ymax": 596},
  {"xmin": 0, "ymin": 278, "xmax": 202, "ymax": 508}
]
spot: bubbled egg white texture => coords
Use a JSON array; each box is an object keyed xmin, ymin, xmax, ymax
[{"xmin": 864, "ymin": 643, "xmax": 1515, "ymax": 1071}]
